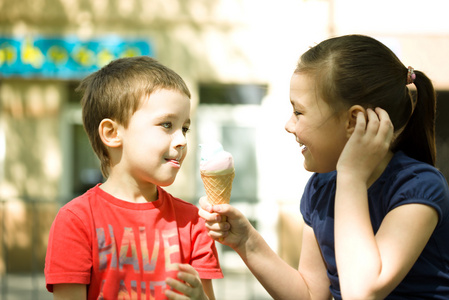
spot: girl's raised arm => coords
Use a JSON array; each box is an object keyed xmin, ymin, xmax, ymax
[{"xmin": 335, "ymin": 108, "xmax": 438, "ymax": 299}]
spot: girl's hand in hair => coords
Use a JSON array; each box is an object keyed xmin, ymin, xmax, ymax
[{"xmin": 337, "ymin": 108, "xmax": 394, "ymax": 184}]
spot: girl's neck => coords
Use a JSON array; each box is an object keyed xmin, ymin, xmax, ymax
[{"xmin": 367, "ymin": 150, "xmax": 394, "ymax": 188}]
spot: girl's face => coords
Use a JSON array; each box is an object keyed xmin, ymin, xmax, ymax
[
  {"xmin": 285, "ymin": 73, "xmax": 348, "ymax": 173},
  {"xmin": 118, "ymin": 89, "xmax": 191, "ymax": 187}
]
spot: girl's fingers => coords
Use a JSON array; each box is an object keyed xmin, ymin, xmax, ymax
[
  {"xmin": 207, "ymin": 229, "xmax": 229, "ymax": 241},
  {"xmin": 353, "ymin": 111, "xmax": 367, "ymax": 133},
  {"xmin": 198, "ymin": 197, "xmax": 230, "ymax": 223},
  {"xmin": 204, "ymin": 219, "xmax": 230, "ymax": 240},
  {"xmin": 355, "ymin": 108, "xmax": 393, "ymax": 143},
  {"xmin": 198, "ymin": 207, "xmax": 219, "ymax": 223},
  {"xmin": 199, "ymin": 196, "xmax": 212, "ymax": 212},
  {"xmin": 199, "ymin": 203, "xmax": 231, "ymax": 242},
  {"xmin": 204, "ymin": 217, "xmax": 230, "ymax": 229},
  {"xmin": 365, "ymin": 108, "xmax": 380, "ymax": 135},
  {"xmin": 375, "ymin": 107, "xmax": 394, "ymax": 141}
]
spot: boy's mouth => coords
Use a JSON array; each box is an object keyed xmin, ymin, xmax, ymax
[{"xmin": 166, "ymin": 158, "xmax": 181, "ymax": 167}]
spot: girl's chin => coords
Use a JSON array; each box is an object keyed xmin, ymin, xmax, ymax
[
  {"xmin": 303, "ymin": 157, "xmax": 328, "ymax": 173},
  {"xmin": 303, "ymin": 164, "xmax": 315, "ymax": 173},
  {"xmin": 303, "ymin": 162, "xmax": 337, "ymax": 174}
]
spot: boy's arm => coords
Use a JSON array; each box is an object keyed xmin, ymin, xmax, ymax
[
  {"xmin": 201, "ymin": 279, "xmax": 215, "ymax": 300},
  {"xmin": 53, "ymin": 284, "xmax": 86, "ymax": 300}
]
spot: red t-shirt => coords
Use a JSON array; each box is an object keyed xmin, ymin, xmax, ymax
[{"xmin": 45, "ymin": 184, "xmax": 223, "ymax": 299}]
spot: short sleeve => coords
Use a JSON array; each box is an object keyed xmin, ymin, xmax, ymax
[
  {"xmin": 45, "ymin": 205, "xmax": 93, "ymax": 292},
  {"xmin": 300, "ymin": 172, "xmax": 335, "ymax": 227},
  {"xmin": 189, "ymin": 217, "xmax": 223, "ymax": 279},
  {"xmin": 387, "ymin": 167, "xmax": 449, "ymax": 227},
  {"xmin": 300, "ymin": 175, "xmax": 315, "ymax": 227}
]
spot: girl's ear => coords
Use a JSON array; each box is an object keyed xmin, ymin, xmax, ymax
[
  {"xmin": 346, "ymin": 105, "xmax": 365, "ymax": 137},
  {"xmin": 99, "ymin": 118, "xmax": 122, "ymax": 148}
]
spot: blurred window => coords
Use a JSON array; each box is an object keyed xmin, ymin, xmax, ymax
[
  {"xmin": 196, "ymin": 83, "xmax": 268, "ymax": 204},
  {"xmin": 62, "ymin": 82, "xmax": 103, "ymax": 201},
  {"xmin": 199, "ymin": 84, "xmax": 267, "ymax": 105}
]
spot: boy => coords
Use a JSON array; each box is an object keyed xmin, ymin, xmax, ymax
[{"xmin": 45, "ymin": 56, "xmax": 223, "ymax": 300}]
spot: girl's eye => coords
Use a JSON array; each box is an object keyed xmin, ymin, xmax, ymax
[
  {"xmin": 294, "ymin": 111, "xmax": 302, "ymax": 116},
  {"xmin": 182, "ymin": 127, "xmax": 190, "ymax": 135}
]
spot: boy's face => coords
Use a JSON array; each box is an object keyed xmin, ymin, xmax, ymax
[{"xmin": 118, "ymin": 89, "xmax": 191, "ymax": 187}]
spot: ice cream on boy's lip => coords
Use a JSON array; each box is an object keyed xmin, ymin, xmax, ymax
[{"xmin": 199, "ymin": 142, "xmax": 235, "ymax": 208}]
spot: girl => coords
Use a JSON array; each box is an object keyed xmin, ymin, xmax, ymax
[{"xmin": 199, "ymin": 35, "xmax": 449, "ymax": 299}]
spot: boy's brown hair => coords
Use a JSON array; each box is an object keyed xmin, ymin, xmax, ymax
[{"xmin": 76, "ymin": 56, "xmax": 191, "ymax": 178}]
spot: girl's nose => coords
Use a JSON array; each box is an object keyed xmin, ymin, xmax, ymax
[{"xmin": 285, "ymin": 115, "xmax": 295, "ymax": 134}]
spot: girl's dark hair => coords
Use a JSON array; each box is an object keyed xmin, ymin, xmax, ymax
[{"xmin": 296, "ymin": 34, "xmax": 436, "ymax": 166}]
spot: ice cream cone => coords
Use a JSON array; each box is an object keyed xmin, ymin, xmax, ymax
[
  {"xmin": 200, "ymin": 168, "xmax": 235, "ymax": 205},
  {"xmin": 199, "ymin": 142, "xmax": 235, "ymax": 229}
]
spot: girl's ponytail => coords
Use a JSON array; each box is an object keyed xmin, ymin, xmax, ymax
[{"xmin": 392, "ymin": 70, "xmax": 436, "ymax": 166}]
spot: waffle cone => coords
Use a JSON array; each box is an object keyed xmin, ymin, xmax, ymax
[{"xmin": 200, "ymin": 169, "xmax": 235, "ymax": 205}]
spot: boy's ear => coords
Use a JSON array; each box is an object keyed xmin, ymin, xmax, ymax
[
  {"xmin": 99, "ymin": 118, "xmax": 122, "ymax": 148},
  {"xmin": 346, "ymin": 105, "xmax": 365, "ymax": 137}
]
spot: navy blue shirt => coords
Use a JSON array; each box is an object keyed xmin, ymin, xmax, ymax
[{"xmin": 301, "ymin": 151, "xmax": 449, "ymax": 299}]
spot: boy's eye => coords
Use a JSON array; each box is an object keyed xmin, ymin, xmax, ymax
[
  {"xmin": 162, "ymin": 122, "xmax": 172, "ymax": 129},
  {"xmin": 294, "ymin": 111, "xmax": 302, "ymax": 116}
]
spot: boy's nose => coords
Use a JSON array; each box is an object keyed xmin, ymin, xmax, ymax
[{"xmin": 174, "ymin": 131, "xmax": 187, "ymax": 148}]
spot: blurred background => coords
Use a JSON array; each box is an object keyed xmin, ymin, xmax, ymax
[{"xmin": 1, "ymin": 0, "xmax": 448, "ymax": 299}]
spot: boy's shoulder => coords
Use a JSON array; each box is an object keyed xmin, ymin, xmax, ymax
[
  {"xmin": 57, "ymin": 186, "xmax": 98, "ymax": 216},
  {"xmin": 159, "ymin": 187, "xmax": 199, "ymax": 212},
  {"xmin": 61, "ymin": 185, "xmax": 200, "ymax": 217}
]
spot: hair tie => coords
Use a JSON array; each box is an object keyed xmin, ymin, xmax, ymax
[{"xmin": 407, "ymin": 66, "xmax": 416, "ymax": 85}]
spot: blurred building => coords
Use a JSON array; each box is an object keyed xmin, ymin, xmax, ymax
[{"xmin": 0, "ymin": 0, "xmax": 448, "ymax": 298}]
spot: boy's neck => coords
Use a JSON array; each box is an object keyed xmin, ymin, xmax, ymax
[{"xmin": 100, "ymin": 178, "xmax": 159, "ymax": 203}]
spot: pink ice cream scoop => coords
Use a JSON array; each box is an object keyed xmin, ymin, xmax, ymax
[
  {"xmin": 200, "ymin": 149, "xmax": 234, "ymax": 174},
  {"xmin": 199, "ymin": 142, "xmax": 235, "ymax": 206}
]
